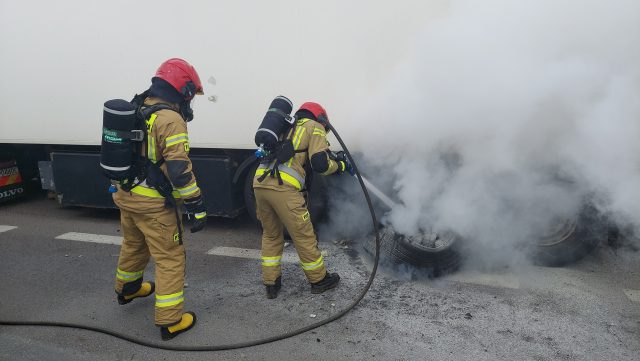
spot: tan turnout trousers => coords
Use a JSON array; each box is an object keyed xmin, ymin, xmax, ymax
[
  {"xmin": 114, "ymin": 208, "xmax": 185, "ymax": 326},
  {"xmin": 255, "ymin": 187, "xmax": 327, "ymax": 284}
]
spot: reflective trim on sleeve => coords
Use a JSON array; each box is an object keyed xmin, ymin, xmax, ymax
[
  {"xmin": 194, "ymin": 212, "xmax": 207, "ymax": 220},
  {"xmin": 116, "ymin": 268, "xmax": 144, "ymax": 281},
  {"xmin": 301, "ymin": 256, "xmax": 324, "ymax": 271},
  {"xmin": 176, "ymin": 182, "xmax": 199, "ymax": 197},
  {"xmin": 155, "ymin": 291, "xmax": 184, "ymax": 308},
  {"xmin": 166, "ymin": 133, "xmax": 189, "ymax": 147},
  {"xmin": 261, "ymin": 255, "xmax": 282, "ymax": 267},
  {"xmin": 312, "ymin": 128, "xmax": 326, "ymax": 137}
]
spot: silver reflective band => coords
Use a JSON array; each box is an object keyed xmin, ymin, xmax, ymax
[
  {"xmin": 104, "ymin": 106, "xmax": 136, "ymax": 116},
  {"xmin": 257, "ymin": 128, "xmax": 279, "ymax": 142},
  {"xmin": 275, "ymin": 95, "xmax": 293, "ymax": 107},
  {"xmin": 100, "ymin": 163, "xmax": 130, "ymax": 171},
  {"xmin": 258, "ymin": 162, "xmax": 305, "ymax": 188},
  {"xmin": 155, "ymin": 294, "xmax": 183, "ymax": 305}
]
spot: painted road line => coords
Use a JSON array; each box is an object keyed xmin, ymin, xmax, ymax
[
  {"xmin": 623, "ymin": 289, "xmax": 640, "ymax": 303},
  {"xmin": 0, "ymin": 225, "xmax": 17, "ymax": 233},
  {"xmin": 444, "ymin": 271, "xmax": 520, "ymax": 289},
  {"xmin": 55, "ymin": 232, "xmax": 122, "ymax": 245},
  {"xmin": 207, "ymin": 246, "xmax": 299, "ymax": 263}
]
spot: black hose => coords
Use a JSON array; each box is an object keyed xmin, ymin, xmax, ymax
[{"xmin": 0, "ymin": 123, "xmax": 381, "ymax": 351}]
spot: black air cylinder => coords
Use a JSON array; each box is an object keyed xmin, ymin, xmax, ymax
[
  {"xmin": 255, "ymin": 95, "xmax": 294, "ymax": 151},
  {"xmin": 100, "ymin": 99, "xmax": 137, "ymax": 181}
]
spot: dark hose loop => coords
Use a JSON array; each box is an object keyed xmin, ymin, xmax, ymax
[{"xmin": 0, "ymin": 123, "xmax": 381, "ymax": 351}]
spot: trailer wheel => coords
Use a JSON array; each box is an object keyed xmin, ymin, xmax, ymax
[
  {"xmin": 364, "ymin": 226, "xmax": 461, "ymax": 277},
  {"xmin": 531, "ymin": 204, "xmax": 603, "ymax": 267},
  {"xmin": 244, "ymin": 164, "xmax": 259, "ymax": 225}
]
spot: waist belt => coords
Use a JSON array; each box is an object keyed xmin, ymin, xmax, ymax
[
  {"xmin": 256, "ymin": 163, "xmax": 305, "ymax": 190},
  {"xmin": 130, "ymin": 180, "xmax": 181, "ymax": 199}
]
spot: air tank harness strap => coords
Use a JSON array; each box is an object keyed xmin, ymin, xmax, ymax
[
  {"xmin": 144, "ymin": 158, "xmax": 184, "ymax": 245},
  {"xmin": 108, "ymin": 129, "xmax": 145, "ymax": 142}
]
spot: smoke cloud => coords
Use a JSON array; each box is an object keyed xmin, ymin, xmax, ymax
[{"xmin": 322, "ymin": 0, "xmax": 640, "ymax": 268}]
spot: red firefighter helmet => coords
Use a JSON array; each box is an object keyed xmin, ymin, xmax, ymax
[
  {"xmin": 298, "ymin": 102, "xmax": 329, "ymax": 126},
  {"xmin": 155, "ymin": 58, "xmax": 204, "ymax": 101}
]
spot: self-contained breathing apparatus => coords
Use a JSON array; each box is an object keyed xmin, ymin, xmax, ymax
[
  {"xmin": 254, "ymin": 95, "xmax": 307, "ymax": 186},
  {"xmin": 100, "ymin": 90, "xmax": 187, "ymax": 240}
]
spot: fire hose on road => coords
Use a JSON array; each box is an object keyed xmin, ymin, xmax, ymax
[{"xmin": 0, "ymin": 123, "xmax": 384, "ymax": 351}]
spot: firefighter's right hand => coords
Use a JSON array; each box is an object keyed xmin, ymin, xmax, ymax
[
  {"xmin": 337, "ymin": 160, "xmax": 354, "ymax": 176},
  {"xmin": 184, "ymin": 196, "xmax": 207, "ymax": 233}
]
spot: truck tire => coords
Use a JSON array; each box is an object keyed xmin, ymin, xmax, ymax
[
  {"xmin": 364, "ymin": 226, "xmax": 461, "ymax": 277},
  {"xmin": 531, "ymin": 204, "xmax": 603, "ymax": 267},
  {"xmin": 244, "ymin": 163, "xmax": 260, "ymax": 225}
]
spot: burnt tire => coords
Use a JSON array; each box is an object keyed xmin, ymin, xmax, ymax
[
  {"xmin": 531, "ymin": 204, "xmax": 603, "ymax": 267},
  {"xmin": 364, "ymin": 226, "xmax": 461, "ymax": 277}
]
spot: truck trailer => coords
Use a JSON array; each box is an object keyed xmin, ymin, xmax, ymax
[{"xmin": 0, "ymin": 0, "xmax": 447, "ymax": 217}]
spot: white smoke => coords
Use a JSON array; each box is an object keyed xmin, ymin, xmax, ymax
[{"xmin": 325, "ymin": 0, "xmax": 640, "ymax": 264}]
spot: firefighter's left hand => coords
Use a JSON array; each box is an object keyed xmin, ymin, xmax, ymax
[{"xmin": 184, "ymin": 196, "xmax": 207, "ymax": 233}]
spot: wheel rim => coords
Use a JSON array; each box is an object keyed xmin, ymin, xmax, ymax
[
  {"xmin": 537, "ymin": 217, "xmax": 578, "ymax": 247},
  {"xmin": 403, "ymin": 229, "xmax": 457, "ymax": 251}
]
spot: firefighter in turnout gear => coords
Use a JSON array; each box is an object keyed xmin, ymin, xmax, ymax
[
  {"xmin": 254, "ymin": 102, "xmax": 351, "ymax": 299},
  {"xmin": 112, "ymin": 58, "xmax": 206, "ymax": 340}
]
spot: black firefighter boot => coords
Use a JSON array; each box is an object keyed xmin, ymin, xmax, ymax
[
  {"xmin": 310, "ymin": 272, "xmax": 340, "ymax": 294},
  {"xmin": 117, "ymin": 281, "xmax": 155, "ymax": 305},
  {"xmin": 160, "ymin": 312, "xmax": 197, "ymax": 341},
  {"xmin": 265, "ymin": 276, "xmax": 282, "ymax": 299}
]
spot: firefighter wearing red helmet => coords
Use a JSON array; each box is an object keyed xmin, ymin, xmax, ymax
[
  {"xmin": 253, "ymin": 102, "xmax": 352, "ymax": 299},
  {"xmin": 112, "ymin": 58, "xmax": 205, "ymax": 340}
]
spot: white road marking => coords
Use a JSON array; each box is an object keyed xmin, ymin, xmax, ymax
[
  {"xmin": 0, "ymin": 225, "xmax": 17, "ymax": 233},
  {"xmin": 207, "ymin": 246, "xmax": 299, "ymax": 263},
  {"xmin": 55, "ymin": 232, "xmax": 122, "ymax": 245},
  {"xmin": 444, "ymin": 271, "xmax": 520, "ymax": 289},
  {"xmin": 623, "ymin": 289, "xmax": 640, "ymax": 303}
]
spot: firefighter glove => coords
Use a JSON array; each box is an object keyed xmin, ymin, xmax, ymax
[
  {"xmin": 184, "ymin": 196, "xmax": 207, "ymax": 233},
  {"xmin": 333, "ymin": 151, "xmax": 347, "ymax": 162},
  {"xmin": 333, "ymin": 152, "xmax": 355, "ymax": 176},
  {"xmin": 337, "ymin": 160, "xmax": 354, "ymax": 176}
]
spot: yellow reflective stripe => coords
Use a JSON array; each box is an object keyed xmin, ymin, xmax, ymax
[
  {"xmin": 166, "ymin": 133, "xmax": 189, "ymax": 147},
  {"xmin": 292, "ymin": 127, "xmax": 306, "ymax": 150},
  {"xmin": 130, "ymin": 185, "xmax": 181, "ymax": 199},
  {"xmin": 301, "ymin": 256, "xmax": 324, "ymax": 271},
  {"xmin": 297, "ymin": 118, "xmax": 310, "ymax": 125},
  {"xmin": 146, "ymin": 114, "xmax": 158, "ymax": 162},
  {"xmin": 155, "ymin": 291, "xmax": 184, "ymax": 308},
  {"xmin": 262, "ymin": 255, "xmax": 282, "ymax": 267},
  {"xmin": 176, "ymin": 182, "xmax": 199, "ymax": 197},
  {"xmin": 116, "ymin": 268, "xmax": 144, "ymax": 281},
  {"xmin": 286, "ymin": 126, "xmax": 306, "ymax": 167},
  {"xmin": 254, "ymin": 169, "xmax": 302, "ymax": 190},
  {"xmin": 194, "ymin": 212, "xmax": 206, "ymax": 220},
  {"xmin": 312, "ymin": 128, "xmax": 326, "ymax": 137},
  {"xmin": 279, "ymin": 172, "xmax": 302, "ymax": 190}
]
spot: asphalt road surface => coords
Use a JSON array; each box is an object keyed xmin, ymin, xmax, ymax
[{"xmin": 0, "ymin": 191, "xmax": 639, "ymax": 361}]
